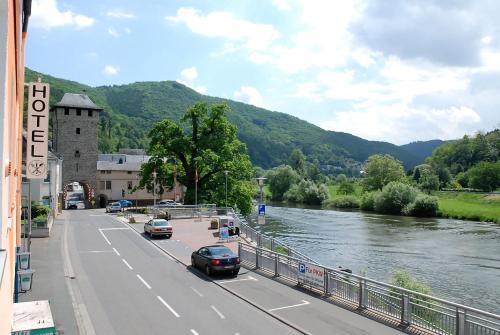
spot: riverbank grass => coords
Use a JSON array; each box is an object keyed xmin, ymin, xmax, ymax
[{"xmin": 435, "ymin": 192, "xmax": 500, "ymax": 223}]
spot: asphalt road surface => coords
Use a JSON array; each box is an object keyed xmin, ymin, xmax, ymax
[{"xmin": 62, "ymin": 209, "xmax": 403, "ymax": 335}]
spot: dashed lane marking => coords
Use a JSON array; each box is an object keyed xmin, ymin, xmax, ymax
[
  {"xmin": 210, "ymin": 305, "xmax": 225, "ymax": 319},
  {"xmin": 136, "ymin": 274, "xmax": 151, "ymax": 289},
  {"xmin": 157, "ymin": 296, "xmax": 180, "ymax": 318},
  {"xmin": 98, "ymin": 229, "xmax": 111, "ymax": 245},
  {"xmin": 190, "ymin": 287, "xmax": 203, "ymax": 297},
  {"xmin": 122, "ymin": 259, "xmax": 133, "ymax": 270},
  {"xmin": 113, "ymin": 248, "xmax": 120, "ymax": 256},
  {"xmin": 218, "ymin": 276, "xmax": 257, "ymax": 284},
  {"xmin": 190, "ymin": 330, "xmax": 199, "ymax": 335}
]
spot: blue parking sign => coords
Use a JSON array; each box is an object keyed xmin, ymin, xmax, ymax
[
  {"xmin": 258, "ymin": 204, "xmax": 266, "ymax": 216},
  {"xmin": 299, "ymin": 263, "xmax": 305, "ymax": 273}
]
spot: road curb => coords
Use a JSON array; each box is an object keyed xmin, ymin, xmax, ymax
[{"xmin": 112, "ymin": 215, "xmax": 312, "ymax": 335}]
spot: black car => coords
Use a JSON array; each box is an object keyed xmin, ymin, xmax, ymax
[
  {"xmin": 191, "ymin": 245, "xmax": 240, "ymax": 276},
  {"xmin": 67, "ymin": 201, "xmax": 78, "ymax": 209}
]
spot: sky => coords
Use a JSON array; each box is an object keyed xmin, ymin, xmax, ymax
[{"xmin": 26, "ymin": 0, "xmax": 500, "ymax": 145}]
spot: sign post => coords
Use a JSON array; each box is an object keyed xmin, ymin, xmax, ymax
[{"xmin": 298, "ymin": 261, "xmax": 325, "ymax": 290}]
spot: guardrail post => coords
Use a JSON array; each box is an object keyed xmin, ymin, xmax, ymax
[
  {"xmin": 255, "ymin": 246, "xmax": 259, "ymax": 269},
  {"xmin": 323, "ymin": 268, "xmax": 329, "ymax": 295},
  {"xmin": 358, "ymin": 279, "xmax": 367, "ymax": 309},
  {"xmin": 401, "ymin": 294, "xmax": 411, "ymax": 326},
  {"xmin": 257, "ymin": 234, "xmax": 262, "ymax": 248},
  {"xmin": 456, "ymin": 308, "xmax": 465, "ymax": 335},
  {"xmin": 274, "ymin": 253, "xmax": 279, "ymax": 276},
  {"xmin": 271, "ymin": 239, "xmax": 274, "ymax": 252}
]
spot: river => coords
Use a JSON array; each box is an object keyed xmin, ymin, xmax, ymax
[{"xmin": 247, "ymin": 204, "xmax": 500, "ymax": 314}]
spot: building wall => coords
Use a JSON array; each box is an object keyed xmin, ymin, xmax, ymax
[
  {"xmin": 96, "ymin": 170, "xmax": 182, "ymax": 205},
  {"xmin": 0, "ymin": 0, "xmax": 24, "ymax": 332},
  {"xmin": 53, "ymin": 107, "xmax": 99, "ymax": 191}
]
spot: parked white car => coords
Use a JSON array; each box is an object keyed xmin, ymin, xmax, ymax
[
  {"xmin": 144, "ymin": 219, "xmax": 173, "ymax": 238},
  {"xmin": 156, "ymin": 200, "xmax": 181, "ymax": 208},
  {"xmin": 106, "ymin": 202, "xmax": 122, "ymax": 213}
]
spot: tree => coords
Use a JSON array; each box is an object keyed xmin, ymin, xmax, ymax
[
  {"xmin": 468, "ymin": 161, "xmax": 500, "ymax": 191},
  {"xmin": 268, "ymin": 165, "xmax": 300, "ymax": 201},
  {"xmin": 418, "ymin": 170, "xmax": 440, "ymax": 194},
  {"xmin": 289, "ymin": 148, "xmax": 306, "ymax": 176},
  {"xmin": 137, "ymin": 102, "xmax": 255, "ymax": 214},
  {"xmin": 362, "ymin": 154, "xmax": 406, "ymax": 191}
]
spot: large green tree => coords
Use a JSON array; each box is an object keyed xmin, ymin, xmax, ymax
[
  {"xmin": 362, "ymin": 154, "xmax": 406, "ymax": 191},
  {"xmin": 137, "ymin": 102, "xmax": 255, "ymax": 214},
  {"xmin": 267, "ymin": 165, "xmax": 300, "ymax": 201},
  {"xmin": 468, "ymin": 161, "xmax": 500, "ymax": 191}
]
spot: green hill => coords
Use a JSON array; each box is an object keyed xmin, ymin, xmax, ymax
[
  {"xmin": 400, "ymin": 140, "xmax": 447, "ymax": 162},
  {"xmin": 25, "ymin": 68, "xmax": 421, "ymax": 170}
]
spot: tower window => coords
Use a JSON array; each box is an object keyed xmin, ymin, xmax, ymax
[
  {"xmin": 75, "ymin": 150, "xmax": 80, "ymax": 158},
  {"xmin": 127, "ymin": 181, "xmax": 133, "ymax": 190},
  {"xmin": 76, "ymin": 163, "xmax": 79, "ymax": 172},
  {"xmin": 88, "ymin": 110, "xmax": 93, "ymax": 117},
  {"xmin": 76, "ymin": 128, "xmax": 80, "ymax": 134},
  {"xmin": 64, "ymin": 109, "xmax": 69, "ymax": 115},
  {"xmin": 76, "ymin": 109, "xmax": 81, "ymax": 116}
]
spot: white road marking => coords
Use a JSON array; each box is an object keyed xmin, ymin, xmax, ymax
[
  {"xmin": 98, "ymin": 229, "xmax": 111, "ymax": 245},
  {"xmin": 268, "ymin": 300, "xmax": 310, "ymax": 312},
  {"xmin": 210, "ymin": 305, "xmax": 225, "ymax": 319},
  {"xmin": 113, "ymin": 248, "xmax": 120, "ymax": 256},
  {"xmin": 218, "ymin": 276, "xmax": 257, "ymax": 284},
  {"xmin": 157, "ymin": 296, "xmax": 180, "ymax": 318},
  {"xmin": 89, "ymin": 215, "xmax": 107, "ymax": 217},
  {"xmin": 190, "ymin": 287, "xmax": 203, "ymax": 297},
  {"xmin": 122, "ymin": 259, "xmax": 133, "ymax": 270},
  {"xmin": 79, "ymin": 250, "xmax": 114, "ymax": 254},
  {"xmin": 136, "ymin": 274, "xmax": 151, "ymax": 289},
  {"xmin": 99, "ymin": 227, "xmax": 130, "ymax": 231},
  {"xmin": 190, "ymin": 330, "xmax": 199, "ymax": 335}
]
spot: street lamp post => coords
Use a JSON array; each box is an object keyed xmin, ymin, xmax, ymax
[
  {"xmin": 152, "ymin": 170, "xmax": 157, "ymax": 217},
  {"xmin": 224, "ymin": 170, "xmax": 229, "ymax": 208},
  {"xmin": 256, "ymin": 177, "xmax": 267, "ymax": 204}
]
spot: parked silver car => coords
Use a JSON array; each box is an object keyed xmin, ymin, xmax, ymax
[
  {"xmin": 144, "ymin": 219, "xmax": 173, "ymax": 238},
  {"xmin": 106, "ymin": 202, "xmax": 122, "ymax": 213}
]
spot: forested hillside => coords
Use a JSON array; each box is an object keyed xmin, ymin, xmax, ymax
[
  {"xmin": 400, "ymin": 140, "xmax": 447, "ymax": 162},
  {"xmin": 26, "ymin": 68, "xmax": 422, "ymax": 170}
]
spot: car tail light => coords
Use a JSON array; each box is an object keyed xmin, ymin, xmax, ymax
[
  {"xmin": 211, "ymin": 259, "xmax": 220, "ymax": 266},
  {"xmin": 235, "ymin": 257, "xmax": 240, "ymax": 264}
]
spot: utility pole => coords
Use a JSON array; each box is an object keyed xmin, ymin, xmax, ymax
[
  {"xmin": 224, "ymin": 170, "xmax": 229, "ymax": 208},
  {"xmin": 152, "ymin": 170, "xmax": 157, "ymax": 217}
]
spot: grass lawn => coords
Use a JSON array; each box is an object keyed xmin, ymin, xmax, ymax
[
  {"xmin": 327, "ymin": 184, "xmax": 363, "ymax": 200},
  {"xmin": 435, "ymin": 192, "xmax": 500, "ymax": 223}
]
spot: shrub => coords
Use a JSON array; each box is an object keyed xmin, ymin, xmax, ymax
[
  {"xmin": 284, "ymin": 180, "xmax": 329, "ymax": 205},
  {"xmin": 403, "ymin": 195, "xmax": 439, "ymax": 217},
  {"xmin": 374, "ymin": 182, "xmax": 418, "ymax": 214},
  {"xmin": 323, "ymin": 196, "xmax": 360, "ymax": 208},
  {"xmin": 31, "ymin": 203, "xmax": 50, "ymax": 220},
  {"xmin": 360, "ymin": 191, "xmax": 379, "ymax": 211}
]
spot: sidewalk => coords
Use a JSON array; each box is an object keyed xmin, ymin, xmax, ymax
[{"xmin": 18, "ymin": 211, "xmax": 78, "ymax": 335}]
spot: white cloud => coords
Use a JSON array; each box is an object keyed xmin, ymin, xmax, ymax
[
  {"xmin": 234, "ymin": 86, "xmax": 265, "ymax": 108},
  {"xmin": 108, "ymin": 27, "xmax": 119, "ymax": 37},
  {"xmin": 31, "ymin": 0, "xmax": 95, "ymax": 29},
  {"xmin": 106, "ymin": 10, "xmax": 136, "ymax": 19},
  {"xmin": 124, "ymin": 27, "xmax": 132, "ymax": 34},
  {"xmin": 167, "ymin": 7, "xmax": 280, "ymax": 51},
  {"xmin": 321, "ymin": 105, "xmax": 481, "ymax": 145},
  {"xmin": 177, "ymin": 66, "xmax": 207, "ymax": 94},
  {"xmin": 272, "ymin": 0, "xmax": 291, "ymax": 11},
  {"xmin": 103, "ymin": 65, "xmax": 119, "ymax": 76}
]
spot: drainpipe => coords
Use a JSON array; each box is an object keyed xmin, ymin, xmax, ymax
[{"xmin": 22, "ymin": 0, "xmax": 32, "ymax": 33}]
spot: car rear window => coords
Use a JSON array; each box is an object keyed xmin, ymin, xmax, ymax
[
  {"xmin": 153, "ymin": 220, "xmax": 170, "ymax": 227},
  {"xmin": 209, "ymin": 247, "xmax": 233, "ymax": 255}
]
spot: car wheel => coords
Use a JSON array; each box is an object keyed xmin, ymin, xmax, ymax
[
  {"xmin": 232, "ymin": 269, "xmax": 239, "ymax": 276},
  {"xmin": 191, "ymin": 257, "xmax": 196, "ymax": 268},
  {"xmin": 205, "ymin": 265, "xmax": 211, "ymax": 276},
  {"xmin": 167, "ymin": 234, "xmax": 172, "ymax": 239}
]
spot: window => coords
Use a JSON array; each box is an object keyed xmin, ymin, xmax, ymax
[
  {"xmin": 99, "ymin": 181, "xmax": 105, "ymax": 189},
  {"xmin": 106, "ymin": 170, "xmax": 111, "ymax": 174},
  {"xmin": 100, "ymin": 170, "xmax": 106, "ymax": 174},
  {"xmin": 127, "ymin": 181, "xmax": 133, "ymax": 190},
  {"xmin": 88, "ymin": 110, "xmax": 93, "ymax": 117},
  {"xmin": 76, "ymin": 109, "xmax": 81, "ymax": 116},
  {"xmin": 76, "ymin": 163, "xmax": 79, "ymax": 172},
  {"xmin": 75, "ymin": 150, "xmax": 80, "ymax": 158},
  {"xmin": 105, "ymin": 181, "xmax": 112, "ymax": 190},
  {"xmin": 127, "ymin": 171, "xmax": 132, "ymax": 174},
  {"xmin": 76, "ymin": 128, "xmax": 80, "ymax": 134},
  {"xmin": 64, "ymin": 109, "xmax": 69, "ymax": 115}
]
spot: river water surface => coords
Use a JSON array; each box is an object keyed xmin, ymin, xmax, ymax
[{"xmin": 248, "ymin": 205, "xmax": 500, "ymax": 314}]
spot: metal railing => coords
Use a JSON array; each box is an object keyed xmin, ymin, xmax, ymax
[{"xmin": 239, "ymin": 243, "xmax": 500, "ymax": 335}]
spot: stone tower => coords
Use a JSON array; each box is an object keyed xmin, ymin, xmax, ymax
[{"xmin": 52, "ymin": 93, "xmax": 102, "ymax": 195}]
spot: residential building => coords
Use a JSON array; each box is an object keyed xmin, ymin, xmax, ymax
[
  {"xmin": 96, "ymin": 151, "xmax": 184, "ymax": 207},
  {"xmin": 0, "ymin": 0, "xmax": 30, "ymax": 332}
]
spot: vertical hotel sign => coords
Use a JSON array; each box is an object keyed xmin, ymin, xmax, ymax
[{"xmin": 26, "ymin": 82, "xmax": 50, "ymax": 179}]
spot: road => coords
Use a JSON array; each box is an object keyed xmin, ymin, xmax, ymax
[
  {"xmin": 64, "ymin": 209, "xmax": 299, "ymax": 335},
  {"xmin": 60, "ymin": 209, "xmax": 403, "ymax": 335}
]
